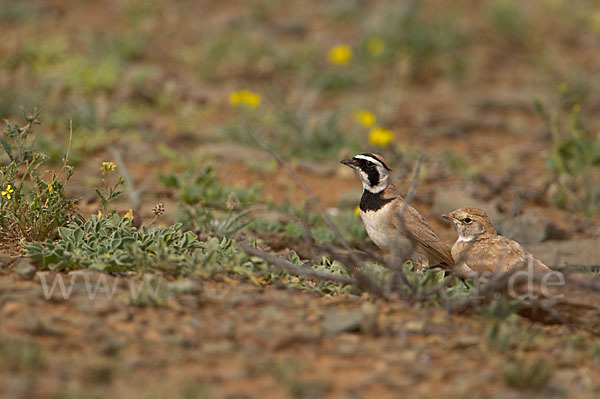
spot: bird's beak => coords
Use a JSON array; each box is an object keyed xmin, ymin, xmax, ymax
[
  {"xmin": 341, "ymin": 158, "xmax": 357, "ymax": 168},
  {"xmin": 442, "ymin": 213, "xmax": 454, "ymax": 221}
]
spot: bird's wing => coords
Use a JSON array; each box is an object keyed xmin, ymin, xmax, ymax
[
  {"xmin": 460, "ymin": 236, "xmax": 549, "ymax": 274},
  {"xmin": 391, "ymin": 204, "xmax": 454, "ymax": 266}
]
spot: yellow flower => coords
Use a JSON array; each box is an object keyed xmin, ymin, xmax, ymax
[
  {"xmin": 101, "ymin": 161, "xmax": 116, "ymax": 172},
  {"xmin": 354, "ymin": 110, "xmax": 376, "ymax": 127},
  {"xmin": 229, "ymin": 90, "xmax": 261, "ymax": 107},
  {"xmin": 367, "ymin": 36, "xmax": 386, "ymax": 57},
  {"xmin": 327, "ymin": 44, "xmax": 353, "ymax": 65},
  {"xmin": 104, "ymin": 253, "xmax": 110, "ymax": 257},
  {"xmin": 368, "ymin": 127, "xmax": 394, "ymax": 147},
  {"xmin": 97, "ymin": 210, "xmax": 103, "ymax": 220},
  {"xmin": 48, "ymin": 184, "xmax": 54, "ymax": 194},
  {"xmin": 354, "ymin": 205, "xmax": 361, "ymax": 216},
  {"xmin": 1, "ymin": 184, "xmax": 14, "ymax": 200},
  {"xmin": 123, "ymin": 209, "xmax": 133, "ymax": 220}
]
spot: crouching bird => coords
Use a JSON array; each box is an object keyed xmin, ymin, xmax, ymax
[
  {"xmin": 442, "ymin": 207, "xmax": 550, "ymax": 277},
  {"xmin": 341, "ymin": 153, "xmax": 454, "ymax": 270}
]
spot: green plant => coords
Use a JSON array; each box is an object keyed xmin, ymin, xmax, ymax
[
  {"xmin": 159, "ymin": 164, "xmax": 258, "ymax": 209},
  {"xmin": 479, "ymin": 298, "xmax": 536, "ymax": 353},
  {"xmin": 0, "ymin": 112, "xmax": 77, "ymax": 243},
  {"xmin": 276, "ymin": 253, "xmax": 359, "ymax": 296},
  {"xmin": 179, "ymin": 195, "xmax": 252, "ymax": 238},
  {"xmin": 24, "ymin": 214, "xmax": 199, "ymax": 273},
  {"xmin": 501, "ymin": 355, "xmax": 553, "ymax": 390},
  {"xmin": 96, "ymin": 161, "xmax": 124, "ymax": 216},
  {"xmin": 24, "ymin": 213, "xmax": 262, "ymax": 278},
  {"xmin": 373, "ymin": 3, "xmax": 466, "ymax": 82},
  {"xmin": 489, "ymin": 0, "xmax": 527, "ymax": 43},
  {"xmin": 160, "ymin": 163, "xmax": 257, "ymax": 238},
  {"xmin": 535, "ymin": 99, "xmax": 600, "ymax": 216}
]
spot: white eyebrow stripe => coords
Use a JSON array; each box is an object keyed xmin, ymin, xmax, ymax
[{"xmin": 354, "ymin": 154, "xmax": 382, "ymax": 166}]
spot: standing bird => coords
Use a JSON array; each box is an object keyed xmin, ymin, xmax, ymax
[
  {"xmin": 442, "ymin": 207, "xmax": 550, "ymax": 276},
  {"xmin": 341, "ymin": 153, "xmax": 454, "ymax": 269}
]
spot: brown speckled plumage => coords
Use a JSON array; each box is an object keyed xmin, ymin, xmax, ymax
[{"xmin": 442, "ymin": 207, "xmax": 550, "ymax": 276}]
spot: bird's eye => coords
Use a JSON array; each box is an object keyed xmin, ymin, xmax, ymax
[{"xmin": 463, "ymin": 217, "xmax": 472, "ymax": 224}]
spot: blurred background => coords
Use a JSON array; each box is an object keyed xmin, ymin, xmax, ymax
[
  {"xmin": 3, "ymin": 0, "xmax": 600, "ymax": 256},
  {"xmin": 2, "ymin": 0, "xmax": 600, "ymax": 397},
  {"xmin": 2, "ymin": 0, "xmax": 599, "ymax": 252}
]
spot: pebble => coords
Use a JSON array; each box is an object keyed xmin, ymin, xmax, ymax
[
  {"xmin": 0, "ymin": 251, "xmax": 12, "ymax": 268},
  {"xmin": 15, "ymin": 259, "xmax": 37, "ymax": 280},
  {"xmin": 321, "ymin": 310, "xmax": 363, "ymax": 335}
]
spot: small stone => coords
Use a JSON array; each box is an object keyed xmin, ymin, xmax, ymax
[
  {"xmin": 0, "ymin": 251, "xmax": 12, "ymax": 268},
  {"xmin": 321, "ymin": 310, "xmax": 363, "ymax": 335},
  {"xmin": 2, "ymin": 301, "xmax": 21, "ymax": 316},
  {"xmin": 454, "ymin": 335, "xmax": 479, "ymax": 349},
  {"xmin": 405, "ymin": 320, "xmax": 425, "ymax": 332},
  {"xmin": 203, "ymin": 340, "xmax": 234, "ymax": 355},
  {"xmin": 15, "ymin": 259, "xmax": 37, "ymax": 280},
  {"xmin": 359, "ymin": 302, "xmax": 378, "ymax": 334},
  {"xmin": 497, "ymin": 210, "xmax": 551, "ymax": 245},
  {"xmin": 167, "ymin": 279, "xmax": 200, "ymax": 295}
]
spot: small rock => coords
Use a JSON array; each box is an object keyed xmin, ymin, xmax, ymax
[
  {"xmin": 162, "ymin": 334, "xmax": 192, "ymax": 348},
  {"xmin": 2, "ymin": 301, "xmax": 21, "ymax": 316},
  {"xmin": 454, "ymin": 335, "xmax": 479, "ymax": 349},
  {"xmin": 321, "ymin": 310, "xmax": 363, "ymax": 335},
  {"xmin": 359, "ymin": 302, "xmax": 378, "ymax": 334},
  {"xmin": 167, "ymin": 279, "xmax": 200, "ymax": 295},
  {"xmin": 0, "ymin": 251, "xmax": 12, "ymax": 268},
  {"xmin": 15, "ymin": 259, "xmax": 37, "ymax": 280},
  {"xmin": 405, "ymin": 319, "xmax": 425, "ymax": 333},
  {"xmin": 497, "ymin": 210, "xmax": 552, "ymax": 245},
  {"xmin": 203, "ymin": 340, "xmax": 234, "ymax": 355},
  {"xmin": 258, "ymin": 305, "xmax": 278, "ymax": 319}
]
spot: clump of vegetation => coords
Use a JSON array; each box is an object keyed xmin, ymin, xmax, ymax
[
  {"xmin": 501, "ymin": 355, "xmax": 553, "ymax": 390},
  {"xmin": 249, "ymin": 206, "xmax": 367, "ymax": 246},
  {"xmin": 159, "ymin": 163, "xmax": 258, "ymax": 210},
  {"xmin": 489, "ymin": 0, "xmax": 527, "ymax": 45},
  {"xmin": 535, "ymin": 93, "xmax": 600, "ymax": 217},
  {"xmin": 24, "ymin": 213, "xmax": 234, "ymax": 276},
  {"xmin": 369, "ymin": 2, "xmax": 466, "ymax": 82},
  {"xmin": 0, "ymin": 111, "xmax": 77, "ymax": 244},
  {"xmin": 159, "ymin": 162, "xmax": 258, "ymax": 237}
]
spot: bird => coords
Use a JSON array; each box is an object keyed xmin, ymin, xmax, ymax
[
  {"xmin": 442, "ymin": 207, "xmax": 550, "ymax": 276},
  {"xmin": 341, "ymin": 153, "xmax": 454, "ymax": 269}
]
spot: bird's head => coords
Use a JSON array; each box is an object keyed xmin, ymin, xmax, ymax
[
  {"xmin": 442, "ymin": 207, "xmax": 496, "ymax": 242},
  {"xmin": 341, "ymin": 153, "xmax": 392, "ymax": 193}
]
